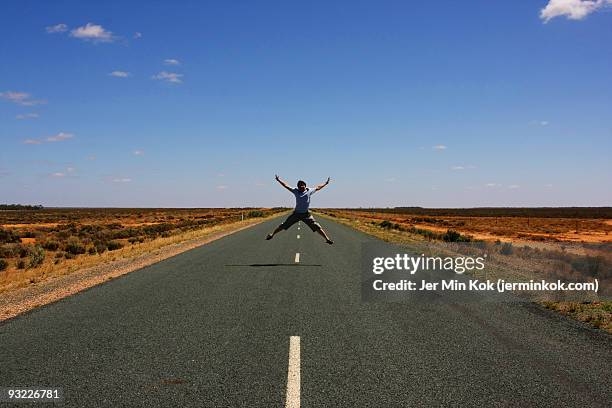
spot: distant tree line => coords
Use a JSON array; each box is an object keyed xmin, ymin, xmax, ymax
[{"xmin": 0, "ymin": 204, "xmax": 44, "ymax": 210}]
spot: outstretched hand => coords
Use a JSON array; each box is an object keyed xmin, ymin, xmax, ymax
[
  {"xmin": 315, "ymin": 177, "xmax": 331, "ymax": 191},
  {"xmin": 275, "ymin": 174, "xmax": 292, "ymax": 191}
]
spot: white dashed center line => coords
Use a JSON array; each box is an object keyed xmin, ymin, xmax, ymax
[
  {"xmin": 285, "ymin": 336, "xmax": 300, "ymax": 408},
  {"xmin": 297, "ymin": 234, "xmax": 300, "ymax": 239},
  {"xmin": 294, "ymin": 253, "xmax": 300, "ymax": 263}
]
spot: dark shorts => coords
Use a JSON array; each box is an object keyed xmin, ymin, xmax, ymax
[{"xmin": 279, "ymin": 211, "xmax": 322, "ymax": 232}]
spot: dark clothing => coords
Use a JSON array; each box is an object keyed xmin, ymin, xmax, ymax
[{"xmin": 279, "ymin": 211, "xmax": 321, "ymax": 232}]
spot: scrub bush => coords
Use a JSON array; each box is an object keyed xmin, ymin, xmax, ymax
[
  {"xmin": 107, "ymin": 241, "xmax": 123, "ymax": 251},
  {"xmin": 500, "ymin": 242, "xmax": 514, "ymax": 255},
  {"xmin": 28, "ymin": 245, "xmax": 45, "ymax": 268},
  {"xmin": 65, "ymin": 237, "xmax": 86, "ymax": 255}
]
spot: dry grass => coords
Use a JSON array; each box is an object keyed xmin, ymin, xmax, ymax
[
  {"xmin": 321, "ymin": 209, "xmax": 612, "ymax": 244},
  {"xmin": 542, "ymin": 301, "xmax": 612, "ymax": 333},
  {"xmin": 2, "ymin": 221, "xmax": 237, "ymax": 293},
  {"xmin": 0, "ymin": 208, "xmax": 285, "ymax": 293},
  {"xmin": 0, "ymin": 213, "xmax": 286, "ymax": 321},
  {"xmin": 317, "ymin": 210, "xmax": 612, "ymax": 334}
]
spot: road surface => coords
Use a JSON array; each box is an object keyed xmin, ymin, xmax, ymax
[{"xmin": 1, "ymin": 216, "xmax": 610, "ymax": 407}]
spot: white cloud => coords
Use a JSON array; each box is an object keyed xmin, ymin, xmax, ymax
[
  {"xmin": 152, "ymin": 71, "xmax": 183, "ymax": 84},
  {"xmin": 46, "ymin": 132, "xmax": 74, "ymax": 142},
  {"xmin": 133, "ymin": 149, "xmax": 144, "ymax": 156},
  {"xmin": 109, "ymin": 71, "xmax": 130, "ymax": 78},
  {"xmin": 485, "ymin": 183, "xmax": 501, "ymax": 188},
  {"xmin": 216, "ymin": 185, "xmax": 228, "ymax": 190},
  {"xmin": 540, "ymin": 0, "xmax": 612, "ymax": 22},
  {"xmin": 0, "ymin": 91, "xmax": 46, "ymax": 106},
  {"xmin": 87, "ymin": 155, "xmax": 97, "ymax": 161},
  {"xmin": 16, "ymin": 113, "xmax": 39, "ymax": 120},
  {"xmin": 70, "ymin": 23, "xmax": 114, "ymax": 42},
  {"xmin": 46, "ymin": 23, "xmax": 68, "ymax": 33},
  {"xmin": 540, "ymin": 120, "xmax": 549, "ymax": 126},
  {"xmin": 433, "ymin": 144, "xmax": 447, "ymax": 150},
  {"xmin": 133, "ymin": 32, "xmax": 142, "ymax": 39},
  {"xmin": 26, "ymin": 132, "xmax": 74, "ymax": 144},
  {"xmin": 508, "ymin": 184, "xmax": 520, "ymax": 189},
  {"xmin": 112, "ymin": 178, "xmax": 132, "ymax": 183},
  {"xmin": 164, "ymin": 59, "xmax": 181, "ymax": 66},
  {"xmin": 451, "ymin": 164, "xmax": 476, "ymax": 171},
  {"xmin": 49, "ymin": 166, "xmax": 76, "ymax": 178},
  {"xmin": 1, "ymin": 91, "xmax": 28, "ymax": 103}
]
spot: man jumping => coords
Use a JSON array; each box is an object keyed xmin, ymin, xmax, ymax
[{"xmin": 266, "ymin": 175, "xmax": 334, "ymax": 244}]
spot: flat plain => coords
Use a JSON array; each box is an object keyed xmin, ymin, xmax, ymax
[
  {"xmin": 319, "ymin": 208, "xmax": 612, "ymax": 333},
  {"xmin": 0, "ymin": 207, "xmax": 284, "ymax": 293}
]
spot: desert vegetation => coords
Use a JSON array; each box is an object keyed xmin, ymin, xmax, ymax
[
  {"xmin": 321, "ymin": 208, "xmax": 612, "ymax": 244},
  {"xmin": 319, "ymin": 208, "xmax": 612, "ymax": 333},
  {"xmin": 0, "ymin": 207, "xmax": 285, "ymax": 292}
]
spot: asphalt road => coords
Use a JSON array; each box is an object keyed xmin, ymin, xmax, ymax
[{"xmin": 0, "ymin": 216, "xmax": 610, "ymax": 407}]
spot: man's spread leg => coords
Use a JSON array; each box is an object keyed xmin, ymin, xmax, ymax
[{"xmin": 267, "ymin": 212, "xmax": 299, "ymax": 240}]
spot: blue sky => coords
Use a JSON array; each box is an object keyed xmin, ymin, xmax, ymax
[{"xmin": 1, "ymin": 0, "xmax": 611, "ymax": 208}]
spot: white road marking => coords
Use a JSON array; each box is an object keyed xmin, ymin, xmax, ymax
[
  {"xmin": 285, "ymin": 336, "xmax": 300, "ymax": 408},
  {"xmin": 294, "ymin": 253, "xmax": 300, "ymax": 263},
  {"xmin": 297, "ymin": 234, "xmax": 300, "ymax": 239}
]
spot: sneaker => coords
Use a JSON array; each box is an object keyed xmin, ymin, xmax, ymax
[
  {"xmin": 326, "ymin": 239, "xmax": 334, "ymax": 245},
  {"xmin": 266, "ymin": 234, "xmax": 274, "ymax": 240}
]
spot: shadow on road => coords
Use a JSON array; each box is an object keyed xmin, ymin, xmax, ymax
[{"xmin": 225, "ymin": 263, "xmax": 322, "ymax": 267}]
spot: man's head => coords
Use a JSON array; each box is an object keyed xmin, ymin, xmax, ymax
[{"xmin": 297, "ymin": 180, "xmax": 307, "ymax": 192}]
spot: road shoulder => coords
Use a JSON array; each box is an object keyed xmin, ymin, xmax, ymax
[{"xmin": 0, "ymin": 214, "xmax": 283, "ymax": 322}]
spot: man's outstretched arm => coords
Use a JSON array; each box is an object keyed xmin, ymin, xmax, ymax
[
  {"xmin": 315, "ymin": 177, "xmax": 331, "ymax": 191},
  {"xmin": 275, "ymin": 174, "xmax": 294, "ymax": 192}
]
